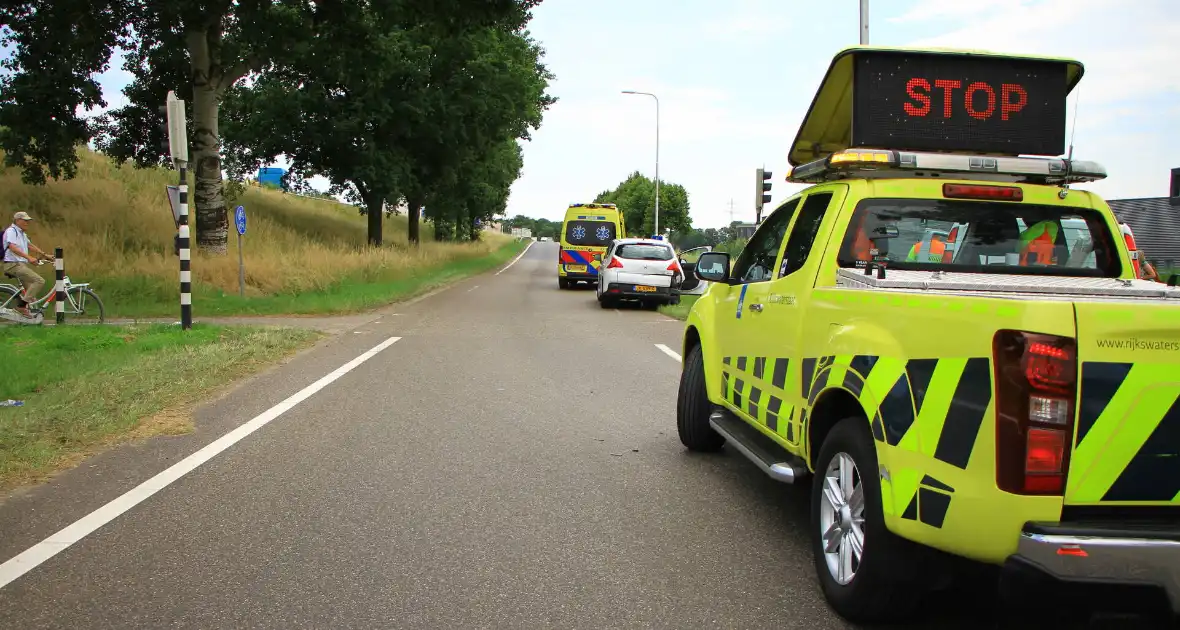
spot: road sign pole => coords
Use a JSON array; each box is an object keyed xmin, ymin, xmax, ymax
[
  {"xmin": 178, "ymin": 162, "xmax": 192, "ymax": 329},
  {"xmin": 234, "ymin": 205, "xmax": 247, "ymax": 298}
]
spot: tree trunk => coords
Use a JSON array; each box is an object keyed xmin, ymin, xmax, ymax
[
  {"xmin": 406, "ymin": 195, "xmax": 422, "ymax": 244},
  {"xmin": 365, "ymin": 190, "xmax": 385, "ymax": 246},
  {"xmin": 186, "ymin": 29, "xmax": 233, "ymax": 255},
  {"xmin": 190, "ymin": 83, "xmax": 228, "ymax": 254}
]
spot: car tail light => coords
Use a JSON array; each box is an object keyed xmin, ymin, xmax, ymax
[
  {"xmin": 667, "ymin": 260, "xmax": 682, "ymax": 276},
  {"xmin": 607, "ymin": 257, "xmax": 624, "ymax": 269},
  {"xmin": 943, "ymin": 183, "xmax": 1023, "ymax": 201},
  {"xmin": 993, "ymin": 330, "xmax": 1077, "ymax": 496}
]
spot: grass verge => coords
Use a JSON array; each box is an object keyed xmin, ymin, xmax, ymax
[
  {"xmin": 124, "ymin": 237, "xmax": 529, "ymax": 317},
  {"xmin": 659, "ymin": 295, "xmax": 699, "ymax": 321},
  {"xmin": 0, "ymin": 323, "xmax": 321, "ymax": 492},
  {"xmin": 1, "ymin": 147, "xmax": 520, "ymax": 318}
]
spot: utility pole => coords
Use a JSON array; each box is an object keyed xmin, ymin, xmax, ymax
[
  {"xmin": 860, "ymin": 0, "xmax": 870, "ymax": 44},
  {"xmin": 728, "ymin": 199, "xmax": 735, "ymax": 225}
]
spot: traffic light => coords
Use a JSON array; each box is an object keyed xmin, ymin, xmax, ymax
[
  {"xmin": 755, "ymin": 167, "xmax": 773, "ymax": 222},
  {"xmin": 157, "ymin": 104, "xmax": 170, "ymax": 155}
]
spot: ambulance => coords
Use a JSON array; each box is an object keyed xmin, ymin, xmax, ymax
[{"xmin": 557, "ymin": 203, "xmax": 625, "ymax": 289}]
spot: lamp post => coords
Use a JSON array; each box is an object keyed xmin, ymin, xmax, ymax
[
  {"xmin": 622, "ymin": 90, "xmax": 660, "ymax": 238},
  {"xmin": 860, "ymin": 0, "xmax": 869, "ymax": 44}
]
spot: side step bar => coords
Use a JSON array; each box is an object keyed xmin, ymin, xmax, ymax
[{"xmin": 709, "ymin": 409, "xmax": 810, "ymax": 483}]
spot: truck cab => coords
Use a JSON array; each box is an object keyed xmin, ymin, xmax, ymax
[{"xmin": 675, "ymin": 45, "xmax": 1180, "ymax": 624}]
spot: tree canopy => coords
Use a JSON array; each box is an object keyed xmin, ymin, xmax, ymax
[
  {"xmin": 0, "ymin": 0, "xmax": 550, "ymax": 252},
  {"xmin": 593, "ymin": 171, "xmax": 691, "ymax": 238}
]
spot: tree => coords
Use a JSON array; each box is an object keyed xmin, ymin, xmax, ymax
[
  {"xmin": 593, "ymin": 171, "xmax": 691, "ymax": 237},
  {"xmin": 0, "ymin": 0, "xmax": 317, "ymax": 254},
  {"xmin": 427, "ymin": 138, "xmax": 524, "ymax": 241},
  {"xmin": 0, "ymin": 0, "xmax": 542, "ymax": 253},
  {"xmin": 403, "ymin": 23, "xmax": 554, "ymax": 244},
  {"xmin": 221, "ymin": 2, "xmax": 553, "ymax": 246}
]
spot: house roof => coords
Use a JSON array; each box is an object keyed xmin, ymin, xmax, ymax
[{"xmin": 1107, "ymin": 196, "xmax": 1180, "ymax": 266}]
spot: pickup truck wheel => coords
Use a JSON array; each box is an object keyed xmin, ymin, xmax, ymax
[
  {"xmin": 811, "ymin": 417, "xmax": 920, "ymax": 623},
  {"xmin": 558, "ymin": 278, "xmax": 570, "ymax": 290},
  {"xmin": 676, "ymin": 344, "xmax": 724, "ymax": 452}
]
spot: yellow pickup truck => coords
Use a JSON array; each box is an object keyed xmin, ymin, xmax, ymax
[{"xmin": 676, "ymin": 46, "xmax": 1180, "ymax": 624}]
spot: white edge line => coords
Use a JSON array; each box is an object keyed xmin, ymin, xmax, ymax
[
  {"xmin": 494, "ymin": 240, "xmax": 534, "ymax": 275},
  {"xmin": 0, "ymin": 335, "xmax": 402, "ymax": 591},
  {"xmin": 655, "ymin": 343, "xmax": 682, "ymax": 363},
  {"xmin": 466, "ymin": 285, "xmax": 480, "ymax": 292}
]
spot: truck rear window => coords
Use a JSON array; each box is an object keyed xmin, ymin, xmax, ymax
[
  {"xmin": 564, "ymin": 220, "xmax": 616, "ymax": 247},
  {"xmin": 836, "ymin": 198, "xmax": 1122, "ymax": 277}
]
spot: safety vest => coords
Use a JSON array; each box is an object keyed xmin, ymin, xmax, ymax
[{"xmin": 906, "ymin": 238, "xmax": 946, "ymax": 262}]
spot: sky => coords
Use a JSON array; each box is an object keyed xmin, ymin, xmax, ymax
[{"xmin": 78, "ymin": 0, "xmax": 1180, "ymax": 229}]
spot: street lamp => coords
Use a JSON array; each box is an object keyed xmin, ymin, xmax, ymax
[{"xmin": 622, "ymin": 90, "xmax": 660, "ymax": 238}]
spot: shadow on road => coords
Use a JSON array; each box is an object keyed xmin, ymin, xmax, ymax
[{"xmin": 688, "ymin": 447, "xmax": 1175, "ymax": 630}]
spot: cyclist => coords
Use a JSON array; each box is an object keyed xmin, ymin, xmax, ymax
[{"xmin": 2, "ymin": 211, "xmax": 51, "ymax": 318}]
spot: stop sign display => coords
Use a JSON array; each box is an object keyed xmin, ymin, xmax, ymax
[{"xmin": 851, "ymin": 50, "xmax": 1070, "ymax": 157}]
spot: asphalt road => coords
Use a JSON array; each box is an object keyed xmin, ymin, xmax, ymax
[{"xmin": 0, "ymin": 242, "xmax": 1162, "ymax": 629}]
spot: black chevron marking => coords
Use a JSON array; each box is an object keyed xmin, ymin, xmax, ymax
[
  {"xmin": 801, "ymin": 357, "xmax": 817, "ymax": 398},
  {"xmin": 879, "ymin": 372, "xmax": 915, "ymax": 446},
  {"xmin": 772, "ymin": 358, "xmax": 789, "ymax": 390},
  {"xmin": 849, "ymin": 355, "xmax": 879, "ymax": 380},
  {"xmin": 1077, "ymin": 362, "xmax": 1134, "ymax": 447},
  {"xmin": 920, "ymin": 475, "xmax": 955, "ymax": 493},
  {"xmin": 905, "ymin": 358, "xmax": 939, "ymax": 417},
  {"xmin": 933, "ymin": 358, "xmax": 992, "ymax": 470},
  {"xmin": 753, "ymin": 356, "xmax": 767, "ymax": 380},
  {"xmin": 1103, "ymin": 392, "xmax": 1180, "ymax": 502}
]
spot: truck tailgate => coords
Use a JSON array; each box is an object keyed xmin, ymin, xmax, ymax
[{"xmin": 1067, "ymin": 301, "xmax": 1180, "ymax": 506}]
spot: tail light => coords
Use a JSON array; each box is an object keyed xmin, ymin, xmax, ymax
[
  {"xmin": 993, "ymin": 330, "xmax": 1078, "ymax": 495},
  {"xmin": 607, "ymin": 257, "xmax": 624, "ymax": 269},
  {"xmin": 1122, "ymin": 228, "xmax": 1142, "ymax": 278},
  {"xmin": 943, "ymin": 183, "xmax": 1023, "ymax": 201}
]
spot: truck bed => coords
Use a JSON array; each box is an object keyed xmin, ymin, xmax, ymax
[{"xmin": 835, "ymin": 268, "xmax": 1180, "ymax": 303}]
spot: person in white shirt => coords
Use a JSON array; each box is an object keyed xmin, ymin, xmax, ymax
[{"xmin": 2, "ymin": 211, "xmax": 52, "ymax": 318}]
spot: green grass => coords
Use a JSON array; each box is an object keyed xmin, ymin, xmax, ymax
[
  {"xmin": 659, "ymin": 294, "xmax": 699, "ymax": 321},
  {"xmin": 0, "ymin": 323, "xmax": 321, "ymax": 490},
  {"xmin": 100, "ymin": 238, "xmax": 529, "ymax": 318}
]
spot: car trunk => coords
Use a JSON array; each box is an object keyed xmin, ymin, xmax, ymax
[
  {"xmin": 617, "ymin": 258, "xmax": 675, "ymax": 288},
  {"xmin": 1067, "ymin": 300, "xmax": 1180, "ymax": 507}
]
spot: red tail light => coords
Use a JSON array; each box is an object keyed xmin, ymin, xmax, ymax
[
  {"xmin": 943, "ymin": 183, "xmax": 1023, "ymax": 201},
  {"xmin": 993, "ymin": 330, "xmax": 1077, "ymax": 496},
  {"xmin": 607, "ymin": 257, "xmax": 624, "ymax": 269},
  {"xmin": 667, "ymin": 261, "xmax": 681, "ymax": 274}
]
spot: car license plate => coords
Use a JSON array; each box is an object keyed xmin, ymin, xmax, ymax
[
  {"xmin": 634, "ymin": 285, "xmax": 657, "ymax": 293},
  {"xmin": 565, "ymin": 265, "xmax": 587, "ymax": 273}
]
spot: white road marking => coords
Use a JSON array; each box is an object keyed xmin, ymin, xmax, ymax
[
  {"xmin": 0, "ymin": 336, "xmax": 402, "ymax": 591},
  {"xmin": 466, "ymin": 285, "xmax": 480, "ymax": 293},
  {"xmin": 655, "ymin": 344, "xmax": 682, "ymax": 363},
  {"xmin": 495, "ymin": 240, "xmax": 534, "ymax": 275}
]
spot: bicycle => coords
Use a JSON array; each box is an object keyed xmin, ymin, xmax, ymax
[{"xmin": 0, "ymin": 259, "xmax": 105, "ymax": 325}]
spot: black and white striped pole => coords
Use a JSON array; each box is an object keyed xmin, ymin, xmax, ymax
[
  {"xmin": 163, "ymin": 90, "xmax": 192, "ymax": 330},
  {"xmin": 178, "ymin": 162, "xmax": 191, "ymax": 328},
  {"xmin": 54, "ymin": 247, "xmax": 64, "ymax": 324}
]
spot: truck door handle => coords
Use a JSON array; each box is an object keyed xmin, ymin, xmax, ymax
[{"xmin": 749, "ymin": 303, "xmax": 764, "ymax": 312}]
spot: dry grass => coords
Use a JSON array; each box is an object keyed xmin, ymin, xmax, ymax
[{"xmin": 0, "ymin": 147, "xmax": 514, "ymax": 316}]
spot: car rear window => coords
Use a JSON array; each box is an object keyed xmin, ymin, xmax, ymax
[
  {"xmin": 565, "ymin": 220, "xmax": 616, "ymax": 246},
  {"xmin": 836, "ymin": 198, "xmax": 1122, "ymax": 277},
  {"xmin": 616, "ymin": 244, "xmax": 674, "ymax": 261}
]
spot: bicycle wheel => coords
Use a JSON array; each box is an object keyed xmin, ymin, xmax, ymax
[
  {"xmin": 65, "ymin": 287, "xmax": 105, "ymax": 323},
  {"xmin": 0, "ymin": 284, "xmax": 19, "ymax": 310}
]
